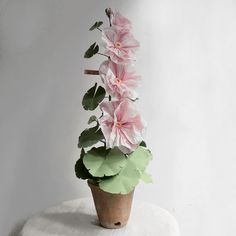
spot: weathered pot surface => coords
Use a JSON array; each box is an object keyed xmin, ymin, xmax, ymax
[{"xmin": 88, "ymin": 180, "xmax": 134, "ymax": 229}]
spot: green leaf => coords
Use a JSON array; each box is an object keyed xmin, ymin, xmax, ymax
[
  {"xmin": 84, "ymin": 42, "xmax": 99, "ymax": 58},
  {"xmin": 82, "ymin": 83, "xmax": 106, "ymax": 110},
  {"xmin": 89, "ymin": 21, "xmax": 103, "ymax": 31},
  {"xmin": 128, "ymin": 146, "xmax": 152, "ymax": 172},
  {"xmin": 75, "ymin": 149, "xmax": 93, "ymax": 180},
  {"xmin": 99, "ymin": 146, "xmax": 152, "ymax": 194},
  {"xmin": 140, "ymin": 141, "xmax": 147, "ymax": 147},
  {"xmin": 99, "ymin": 162, "xmax": 140, "ymax": 194},
  {"xmin": 84, "ymin": 42, "xmax": 95, "ymax": 58},
  {"xmin": 78, "ymin": 124, "xmax": 104, "ymax": 148},
  {"xmin": 93, "ymin": 45, "xmax": 99, "ymax": 54},
  {"xmin": 83, "ymin": 147, "xmax": 126, "ymax": 177},
  {"xmin": 88, "ymin": 115, "xmax": 97, "ymax": 124},
  {"xmin": 140, "ymin": 171, "xmax": 153, "ymax": 183}
]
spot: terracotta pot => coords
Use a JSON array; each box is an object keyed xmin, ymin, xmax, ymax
[{"xmin": 88, "ymin": 180, "xmax": 134, "ymax": 229}]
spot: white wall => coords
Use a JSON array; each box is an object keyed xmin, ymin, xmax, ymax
[{"xmin": 1, "ymin": 0, "xmax": 236, "ymax": 235}]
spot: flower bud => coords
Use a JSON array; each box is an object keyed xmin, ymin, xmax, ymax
[{"xmin": 105, "ymin": 8, "xmax": 113, "ymax": 19}]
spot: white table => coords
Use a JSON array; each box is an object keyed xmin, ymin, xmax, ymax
[{"xmin": 21, "ymin": 198, "xmax": 180, "ymax": 236}]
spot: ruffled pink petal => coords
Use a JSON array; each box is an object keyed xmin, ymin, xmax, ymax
[
  {"xmin": 111, "ymin": 11, "xmax": 132, "ymax": 31},
  {"xmin": 99, "ymin": 60, "xmax": 140, "ymax": 100},
  {"xmin": 102, "ymin": 27, "xmax": 140, "ymax": 64},
  {"xmin": 99, "ymin": 99, "xmax": 146, "ymax": 153}
]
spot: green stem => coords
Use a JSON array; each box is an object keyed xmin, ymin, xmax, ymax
[
  {"xmin": 129, "ymin": 97, "xmax": 139, "ymax": 102},
  {"xmin": 97, "ymin": 52, "xmax": 109, "ymax": 58},
  {"xmin": 100, "ymin": 140, "xmax": 106, "ymax": 145}
]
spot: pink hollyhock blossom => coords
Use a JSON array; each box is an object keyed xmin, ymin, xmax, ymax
[
  {"xmin": 102, "ymin": 27, "xmax": 140, "ymax": 64},
  {"xmin": 111, "ymin": 11, "xmax": 132, "ymax": 31},
  {"xmin": 99, "ymin": 60, "xmax": 140, "ymax": 100},
  {"xmin": 99, "ymin": 99, "xmax": 146, "ymax": 153}
]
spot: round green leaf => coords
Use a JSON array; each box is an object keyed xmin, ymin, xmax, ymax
[
  {"xmin": 99, "ymin": 163, "xmax": 141, "ymax": 194},
  {"xmin": 99, "ymin": 146, "xmax": 152, "ymax": 194},
  {"xmin": 83, "ymin": 147, "xmax": 126, "ymax": 177},
  {"xmin": 128, "ymin": 146, "xmax": 152, "ymax": 172},
  {"xmin": 75, "ymin": 149, "xmax": 93, "ymax": 180},
  {"xmin": 140, "ymin": 171, "xmax": 153, "ymax": 183}
]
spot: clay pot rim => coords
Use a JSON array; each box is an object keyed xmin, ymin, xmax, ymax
[{"xmin": 87, "ymin": 179, "xmax": 134, "ymax": 196}]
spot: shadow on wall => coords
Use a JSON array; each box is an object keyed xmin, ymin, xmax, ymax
[
  {"xmin": 8, "ymin": 220, "xmax": 26, "ymax": 236},
  {"xmin": 0, "ymin": 1, "xmax": 125, "ymax": 236}
]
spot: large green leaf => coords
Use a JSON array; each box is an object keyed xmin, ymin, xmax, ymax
[
  {"xmin": 84, "ymin": 42, "xmax": 99, "ymax": 58},
  {"xmin": 83, "ymin": 147, "xmax": 126, "ymax": 177},
  {"xmin": 128, "ymin": 146, "xmax": 152, "ymax": 172},
  {"xmin": 75, "ymin": 149, "xmax": 93, "ymax": 180},
  {"xmin": 99, "ymin": 146, "xmax": 152, "ymax": 194},
  {"xmin": 99, "ymin": 163, "xmax": 140, "ymax": 194},
  {"xmin": 89, "ymin": 21, "xmax": 103, "ymax": 31},
  {"xmin": 140, "ymin": 171, "xmax": 153, "ymax": 183},
  {"xmin": 78, "ymin": 124, "xmax": 104, "ymax": 148},
  {"xmin": 82, "ymin": 83, "xmax": 106, "ymax": 111}
]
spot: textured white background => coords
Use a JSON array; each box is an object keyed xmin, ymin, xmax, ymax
[{"xmin": 0, "ymin": 0, "xmax": 236, "ymax": 236}]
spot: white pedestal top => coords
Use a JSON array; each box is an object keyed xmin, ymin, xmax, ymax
[{"xmin": 21, "ymin": 198, "xmax": 180, "ymax": 236}]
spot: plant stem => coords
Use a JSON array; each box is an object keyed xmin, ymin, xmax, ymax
[
  {"xmin": 129, "ymin": 97, "xmax": 139, "ymax": 102},
  {"xmin": 105, "ymin": 8, "xmax": 112, "ymax": 27},
  {"xmin": 100, "ymin": 140, "xmax": 106, "ymax": 147},
  {"xmin": 84, "ymin": 69, "xmax": 99, "ymax": 75},
  {"xmin": 97, "ymin": 52, "xmax": 109, "ymax": 58},
  {"xmin": 100, "ymin": 140, "xmax": 106, "ymax": 144}
]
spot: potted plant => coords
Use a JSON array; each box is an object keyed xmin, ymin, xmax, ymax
[{"xmin": 75, "ymin": 8, "xmax": 153, "ymax": 229}]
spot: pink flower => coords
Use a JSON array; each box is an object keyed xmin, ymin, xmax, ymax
[
  {"xmin": 111, "ymin": 11, "xmax": 132, "ymax": 31},
  {"xmin": 99, "ymin": 99, "xmax": 146, "ymax": 153},
  {"xmin": 99, "ymin": 60, "xmax": 140, "ymax": 100},
  {"xmin": 102, "ymin": 27, "xmax": 140, "ymax": 64}
]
